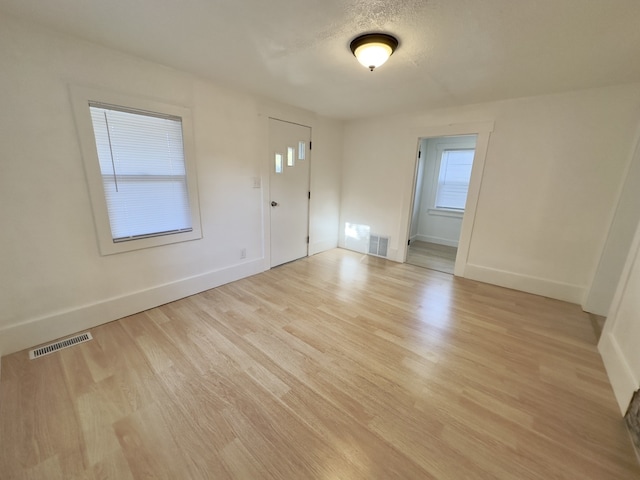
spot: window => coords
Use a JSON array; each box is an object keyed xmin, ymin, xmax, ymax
[
  {"xmin": 89, "ymin": 104, "xmax": 192, "ymax": 241},
  {"xmin": 434, "ymin": 149, "xmax": 475, "ymax": 211},
  {"xmin": 71, "ymin": 87, "xmax": 202, "ymax": 255}
]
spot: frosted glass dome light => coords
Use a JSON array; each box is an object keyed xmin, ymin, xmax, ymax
[{"xmin": 350, "ymin": 33, "xmax": 399, "ymax": 71}]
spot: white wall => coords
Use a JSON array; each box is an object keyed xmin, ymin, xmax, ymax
[
  {"xmin": 340, "ymin": 84, "xmax": 640, "ymax": 304},
  {"xmin": 308, "ymin": 117, "xmax": 343, "ymax": 255},
  {"xmin": 599, "ymin": 220, "xmax": 640, "ymax": 414},
  {"xmin": 0, "ymin": 13, "xmax": 342, "ymax": 357}
]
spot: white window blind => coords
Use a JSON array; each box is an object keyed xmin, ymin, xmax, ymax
[
  {"xmin": 435, "ymin": 149, "xmax": 475, "ymax": 210},
  {"xmin": 89, "ymin": 104, "xmax": 192, "ymax": 242}
]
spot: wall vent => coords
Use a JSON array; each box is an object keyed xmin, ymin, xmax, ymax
[
  {"xmin": 29, "ymin": 332, "xmax": 93, "ymax": 360},
  {"xmin": 368, "ymin": 234, "xmax": 389, "ymax": 258}
]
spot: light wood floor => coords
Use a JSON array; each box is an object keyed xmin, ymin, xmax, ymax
[
  {"xmin": 407, "ymin": 240, "xmax": 457, "ymax": 274},
  {"xmin": 1, "ymin": 249, "xmax": 638, "ymax": 479}
]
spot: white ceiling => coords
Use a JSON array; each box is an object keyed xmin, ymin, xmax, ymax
[{"xmin": 3, "ymin": 0, "xmax": 640, "ymax": 119}]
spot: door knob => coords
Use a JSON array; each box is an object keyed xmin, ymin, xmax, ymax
[{"xmin": 271, "ymin": 201, "xmax": 278, "ymax": 207}]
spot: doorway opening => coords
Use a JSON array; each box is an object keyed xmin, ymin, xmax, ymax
[{"xmin": 407, "ymin": 135, "xmax": 477, "ymax": 274}]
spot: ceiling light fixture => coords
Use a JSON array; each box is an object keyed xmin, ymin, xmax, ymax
[{"xmin": 350, "ymin": 33, "xmax": 399, "ymax": 71}]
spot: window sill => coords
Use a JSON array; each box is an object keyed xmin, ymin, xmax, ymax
[
  {"xmin": 99, "ymin": 228, "xmax": 202, "ymax": 255},
  {"xmin": 427, "ymin": 208, "xmax": 464, "ymax": 218}
]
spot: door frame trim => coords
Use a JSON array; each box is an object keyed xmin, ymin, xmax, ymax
[{"xmin": 403, "ymin": 121, "xmax": 494, "ymax": 276}]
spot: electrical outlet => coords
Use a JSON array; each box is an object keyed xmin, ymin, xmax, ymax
[{"xmin": 240, "ymin": 248, "xmax": 246, "ymax": 259}]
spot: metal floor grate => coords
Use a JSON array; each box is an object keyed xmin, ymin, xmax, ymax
[{"xmin": 29, "ymin": 332, "xmax": 93, "ymax": 359}]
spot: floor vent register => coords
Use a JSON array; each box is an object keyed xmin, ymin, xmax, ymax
[{"xmin": 29, "ymin": 332, "xmax": 93, "ymax": 359}]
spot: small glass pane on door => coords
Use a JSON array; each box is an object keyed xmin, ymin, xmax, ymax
[
  {"xmin": 275, "ymin": 153, "xmax": 283, "ymax": 173},
  {"xmin": 287, "ymin": 147, "xmax": 295, "ymax": 167},
  {"xmin": 298, "ymin": 141, "xmax": 306, "ymax": 160}
]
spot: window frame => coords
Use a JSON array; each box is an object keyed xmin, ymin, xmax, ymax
[{"xmin": 70, "ymin": 86, "xmax": 202, "ymax": 255}]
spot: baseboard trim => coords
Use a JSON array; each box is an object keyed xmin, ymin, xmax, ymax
[
  {"xmin": 599, "ymin": 331, "xmax": 639, "ymax": 415},
  {"xmin": 0, "ymin": 259, "xmax": 265, "ymax": 358},
  {"xmin": 415, "ymin": 235, "xmax": 459, "ymax": 248},
  {"xmin": 463, "ymin": 263, "xmax": 585, "ymax": 304}
]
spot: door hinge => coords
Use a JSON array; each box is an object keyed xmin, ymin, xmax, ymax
[
  {"xmin": 408, "ymin": 239, "xmax": 411, "ymax": 245},
  {"xmin": 418, "ymin": 150, "xmax": 421, "ymax": 158},
  {"xmin": 309, "ymin": 141, "xmax": 312, "ymax": 150},
  {"xmin": 308, "ymin": 191, "xmax": 311, "ymax": 199},
  {"xmin": 307, "ymin": 236, "xmax": 310, "ymax": 244}
]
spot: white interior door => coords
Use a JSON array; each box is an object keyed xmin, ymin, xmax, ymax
[{"xmin": 269, "ymin": 118, "xmax": 311, "ymax": 267}]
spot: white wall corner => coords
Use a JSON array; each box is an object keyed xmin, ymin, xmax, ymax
[
  {"xmin": 583, "ymin": 124, "xmax": 640, "ymax": 316},
  {"xmin": 463, "ymin": 264, "xmax": 586, "ymax": 304},
  {"xmin": 598, "ymin": 219, "xmax": 640, "ymax": 416},
  {"xmin": 599, "ymin": 332, "xmax": 639, "ymax": 415},
  {"xmin": 0, "ymin": 259, "xmax": 265, "ymax": 358},
  {"xmin": 309, "ymin": 239, "xmax": 338, "ymax": 256}
]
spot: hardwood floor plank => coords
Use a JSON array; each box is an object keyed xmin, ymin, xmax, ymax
[
  {"xmin": 1, "ymin": 248, "xmax": 638, "ymax": 479},
  {"xmin": 407, "ymin": 241, "xmax": 457, "ymax": 274},
  {"xmin": 81, "ymin": 449, "xmax": 135, "ymax": 480},
  {"xmin": 220, "ymin": 438, "xmax": 269, "ymax": 480},
  {"xmin": 75, "ymin": 389, "xmax": 122, "ymax": 468},
  {"xmin": 113, "ymin": 403, "xmax": 196, "ymax": 480}
]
